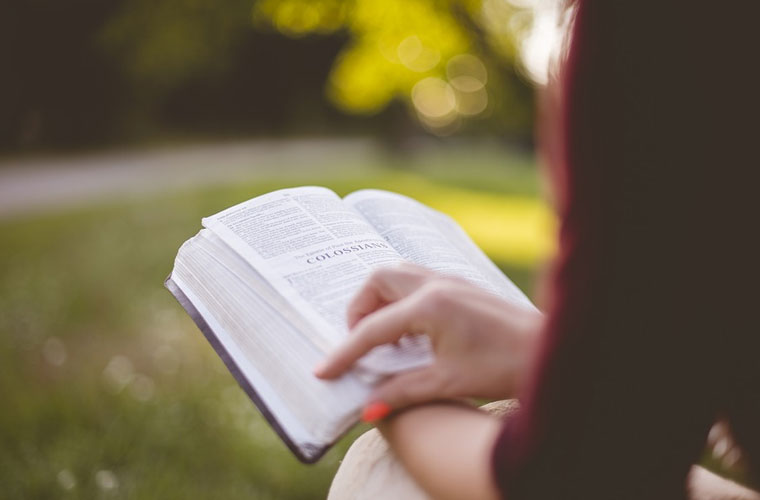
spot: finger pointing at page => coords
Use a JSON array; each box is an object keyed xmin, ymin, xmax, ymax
[
  {"xmin": 346, "ymin": 263, "xmax": 434, "ymax": 328},
  {"xmin": 315, "ymin": 296, "xmax": 424, "ymax": 379}
]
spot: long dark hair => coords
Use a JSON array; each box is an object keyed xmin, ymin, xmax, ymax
[{"xmin": 498, "ymin": 2, "xmax": 760, "ymax": 497}]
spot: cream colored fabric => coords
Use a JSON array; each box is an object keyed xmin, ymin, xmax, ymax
[{"xmin": 327, "ymin": 425, "xmax": 429, "ymax": 500}]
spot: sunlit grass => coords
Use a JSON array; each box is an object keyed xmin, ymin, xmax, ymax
[
  {"xmin": 0, "ymin": 164, "xmax": 545, "ymax": 499},
  {"xmin": 395, "ymin": 181, "xmax": 555, "ymax": 266}
]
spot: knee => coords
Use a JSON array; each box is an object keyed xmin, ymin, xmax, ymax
[{"xmin": 328, "ymin": 428, "xmax": 428, "ymax": 500}]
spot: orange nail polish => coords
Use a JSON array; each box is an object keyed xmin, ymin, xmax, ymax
[{"xmin": 361, "ymin": 401, "xmax": 391, "ymax": 422}]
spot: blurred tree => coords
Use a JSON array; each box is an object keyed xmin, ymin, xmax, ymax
[
  {"xmin": 0, "ymin": 0, "xmax": 126, "ymax": 150},
  {"xmin": 100, "ymin": 0, "xmax": 353, "ymax": 139},
  {"xmin": 253, "ymin": 0, "xmax": 536, "ymax": 137},
  {"xmin": 101, "ymin": 0, "xmax": 254, "ymax": 92},
  {"xmin": 0, "ymin": 0, "xmax": 541, "ymax": 152},
  {"xmin": 104, "ymin": 0, "xmax": 536, "ymax": 140}
]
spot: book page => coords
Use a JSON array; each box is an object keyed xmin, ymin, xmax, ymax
[
  {"xmin": 201, "ymin": 187, "xmax": 433, "ymax": 373},
  {"xmin": 344, "ymin": 189, "xmax": 535, "ymax": 308}
]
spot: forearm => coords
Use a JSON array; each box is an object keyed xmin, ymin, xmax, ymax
[
  {"xmin": 377, "ymin": 403, "xmax": 503, "ymax": 500},
  {"xmin": 375, "ymin": 406, "xmax": 760, "ymax": 500}
]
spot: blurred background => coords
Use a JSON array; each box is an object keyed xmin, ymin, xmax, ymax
[
  {"xmin": 0, "ymin": 0, "xmax": 600, "ymax": 498},
  {"xmin": 0, "ymin": 0, "xmax": 569, "ymax": 151}
]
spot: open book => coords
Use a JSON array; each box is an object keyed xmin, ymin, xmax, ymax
[{"xmin": 166, "ymin": 187, "xmax": 533, "ymax": 463}]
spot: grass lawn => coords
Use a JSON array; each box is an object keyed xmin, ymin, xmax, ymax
[{"xmin": 0, "ymin": 157, "xmax": 554, "ymax": 499}]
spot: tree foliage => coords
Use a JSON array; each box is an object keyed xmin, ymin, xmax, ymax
[
  {"xmin": 101, "ymin": 0, "xmax": 255, "ymax": 91},
  {"xmin": 254, "ymin": 0, "xmax": 536, "ymax": 135},
  {"xmin": 101, "ymin": 0, "xmax": 537, "ymax": 137}
]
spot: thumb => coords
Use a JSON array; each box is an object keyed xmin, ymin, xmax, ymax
[{"xmin": 367, "ymin": 365, "xmax": 450, "ymax": 415}]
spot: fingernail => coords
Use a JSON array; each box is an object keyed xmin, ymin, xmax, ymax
[
  {"xmin": 313, "ymin": 362, "xmax": 327, "ymax": 377},
  {"xmin": 361, "ymin": 401, "xmax": 391, "ymax": 423}
]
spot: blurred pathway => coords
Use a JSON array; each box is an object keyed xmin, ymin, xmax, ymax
[{"xmin": 0, "ymin": 138, "xmax": 383, "ymax": 219}]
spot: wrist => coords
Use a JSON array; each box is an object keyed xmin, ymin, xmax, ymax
[{"xmin": 376, "ymin": 400, "xmax": 475, "ymax": 438}]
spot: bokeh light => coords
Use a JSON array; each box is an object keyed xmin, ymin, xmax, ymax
[
  {"xmin": 397, "ymin": 36, "xmax": 441, "ymax": 73},
  {"xmin": 412, "ymin": 77, "xmax": 458, "ymax": 130}
]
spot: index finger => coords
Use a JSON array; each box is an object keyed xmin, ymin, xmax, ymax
[
  {"xmin": 346, "ymin": 263, "xmax": 434, "ymax": 328},
  {"xmin": 315, "ymin": 295, "xmax": 424, "ymax": 379}
]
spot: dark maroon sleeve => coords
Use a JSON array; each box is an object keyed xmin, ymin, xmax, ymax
[{"xmin": 491, "ymin": 2, "xmax": 760, "ymax": 499}]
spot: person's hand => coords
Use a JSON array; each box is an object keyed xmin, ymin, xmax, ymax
[{"xmin": 314, "ymin": 263, "xmax": 542, "ymax": 416}]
